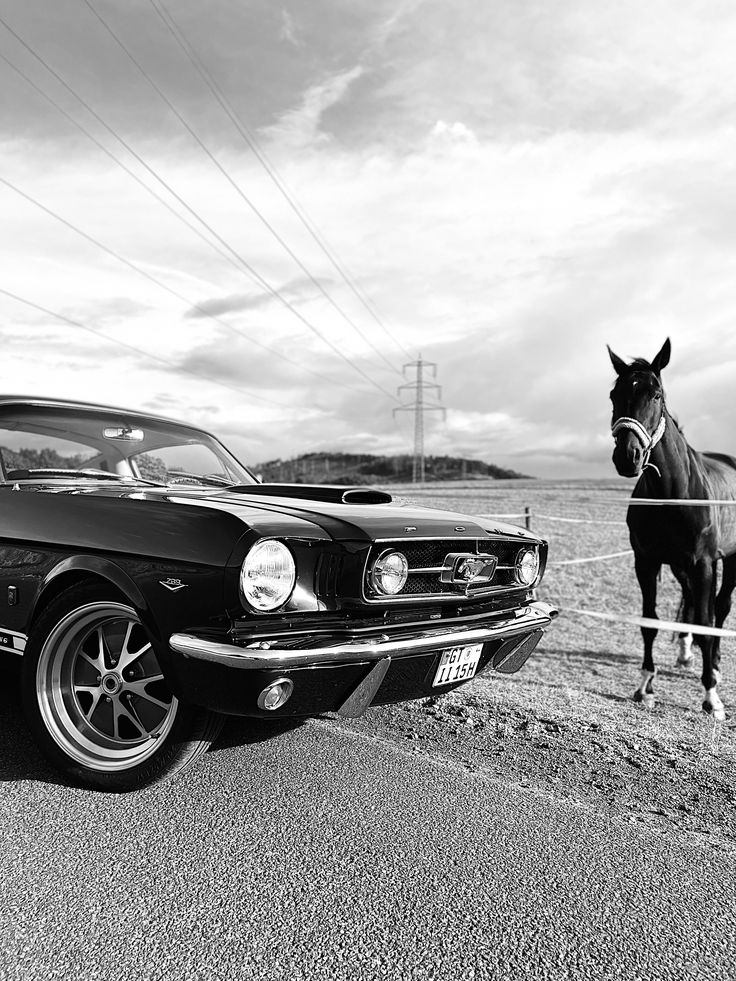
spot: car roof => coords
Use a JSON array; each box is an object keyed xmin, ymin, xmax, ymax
[{"xmin": 0, "ymin": 395, "xmax": 210, "ymax": 435}]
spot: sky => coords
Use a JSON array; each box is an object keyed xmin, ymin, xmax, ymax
[{"xmin": 2, "ymin": 0, "xmax": 736, "ymax": 478}]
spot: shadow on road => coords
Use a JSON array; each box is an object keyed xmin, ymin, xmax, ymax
[
  {"xmin": 0, "ymin": 660, "xmax": 71, "ymax": 787},
  {"xmin": 0, "ymin": 658, "xmax": 309, "ymax": 783},
  {"xmin": 214, "ymin": 715, "xmax": 309, "ymax": 752}
]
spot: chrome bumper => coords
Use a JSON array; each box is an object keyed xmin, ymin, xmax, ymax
[{"xmin": 170, "ymin": 601, "xmax": 557, "ymax": 670}]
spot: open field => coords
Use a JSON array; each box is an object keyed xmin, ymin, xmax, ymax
[{"xmin": 376, "ymin": 478, "xmax": 736, "ymax": 849}]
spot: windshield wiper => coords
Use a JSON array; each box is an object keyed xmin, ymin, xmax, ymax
[
  {"xmin": 6, "ymin": 468, "xmax": 163, "ymax": 486},
  {"xmin": 166, "ymin": 471, "xmax": 235, "ymax": 487}
]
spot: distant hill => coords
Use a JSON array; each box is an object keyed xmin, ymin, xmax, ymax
[{"xmin": 253, "ymin": 452, "xmax": 531, "ymax": 484}]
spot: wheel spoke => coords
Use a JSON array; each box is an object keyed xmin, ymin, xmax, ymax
[
  {"xmin": 112, "ymin": 698, "xmax": 146, "ymax": 740},
  {"xmin": 79, "ymin": 627, "xmax": 107, "ymax": 670},
  {"xmin": 126, "ymin": 678, "xmax": 171, "ymax": 710},
  {"xmin": 116, "ymin": 621, "xmax": 150, "ymax": 672},
  {"xmin": 74, "ymin": 684, "xmax": 104, "ymax": 720}
]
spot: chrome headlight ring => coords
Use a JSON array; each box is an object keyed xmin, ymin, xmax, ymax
[
  {"xmin": 240, "ymin": 539, "xmax": 296, "ymax": 612},
  {"xmin": 515, "ymin": 546, "xmax": 541, "ymax": 586},
  {"xmin": 369, "ymin": 549, "xmax": 409, "ymax": 596}
]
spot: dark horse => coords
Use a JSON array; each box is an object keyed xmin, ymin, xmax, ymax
[{"xmin": 608, "ymin": 338, "xmax": 736, "ymax": 721}]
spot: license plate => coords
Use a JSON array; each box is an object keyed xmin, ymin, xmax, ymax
[{"xmin": 432, "ymin": 644, "xmax": 483, "ymax": 687}]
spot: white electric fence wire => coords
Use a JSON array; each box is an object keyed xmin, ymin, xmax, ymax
[
  {"xmin": 475, "ymin": 513, "xmax": 528, "ymax": 520},
  {"xmin": 602, "ymin": 498, "xmax": 736, "ymax": 507},
  {"xmin": 563, "ymin": 607, "xmax": 736, "ymax": 639},
  {"xmin": 548, "ymin": 551, "xmax": 632, "ymax": 567},
  {"xmin": 534, "ymin": 513, "xmax": 627, "ymax": 526}
]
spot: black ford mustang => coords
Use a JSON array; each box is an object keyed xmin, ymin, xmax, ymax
[{"xmin": 0, "ymin": 396, "xmax": 555, "ymax": 791}]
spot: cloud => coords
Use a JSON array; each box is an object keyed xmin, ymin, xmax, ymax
[
  {"xmin": 3, "ymin": 1, "xmax": 736, "ymax": 478},
  {"xmin": 261, "ymin": 65, "xmax": 365, "ymax": 148},
  {"xmin": 184, "ymin": 277, "xmax": 332, "ymax": 318},
  {"xmin": 429, "ymin": 120, "xmax": 478, "ymax": 148},
  {"xmin": 279, "ymin": 9, "xmax": 302, "ymax": 47}
]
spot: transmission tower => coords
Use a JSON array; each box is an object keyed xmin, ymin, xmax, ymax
[{"xmin": 393, "ymin": 354, "xmax": 446, "ymax": 482}]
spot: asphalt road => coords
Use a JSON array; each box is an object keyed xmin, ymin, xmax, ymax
[{"xmin": 0, "ymin": 665, "xmax": 734, "ymax": 981}]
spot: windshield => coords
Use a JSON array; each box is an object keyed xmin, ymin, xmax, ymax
[{"xmin": 0, "ymin": 403, "xmax": 256, "ymax": 488}]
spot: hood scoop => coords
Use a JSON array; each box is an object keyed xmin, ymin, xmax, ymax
[{"xmin": 230, "ymin": 483, "xmax": 393, "ymax": 505}]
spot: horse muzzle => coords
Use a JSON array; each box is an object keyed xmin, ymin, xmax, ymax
[{"xmin": 612, "ymin": 432, "xmax": 645, "ymax": 477}]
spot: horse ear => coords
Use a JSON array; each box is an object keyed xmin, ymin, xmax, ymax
[
  {"xmin": 607, "ymin": 344, "xmax": 627, "ymax": 376},
  {"xmin": 650, "ymin": 338, "xmax": 671, "ymax": 375}
]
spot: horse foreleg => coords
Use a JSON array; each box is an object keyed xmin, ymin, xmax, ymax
[
  {"xmin": 676, "ymin": 633, "xmax": 694, "ymax": 667},
  {"xmin": 634, "ymin": 557, "xmax": 660, "ymax": 708}
]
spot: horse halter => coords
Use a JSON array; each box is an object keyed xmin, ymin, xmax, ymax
[{"xmin": 611, "ymin": 413, "xmax": 666, "ymax": 473}]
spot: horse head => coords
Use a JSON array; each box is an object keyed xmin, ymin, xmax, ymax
[{"xmin": 607, "ymin": 338, "xmax": 670, "ymax": 477}]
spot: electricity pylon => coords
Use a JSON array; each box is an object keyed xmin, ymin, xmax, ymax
[{"xmin": 393, "ymin": 354, "xmax": 446, "ymax": 483}]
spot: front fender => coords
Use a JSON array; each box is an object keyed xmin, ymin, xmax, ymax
[{"xmin": 34, "ymin": 555, "xmax": 155, "ymax": 640}]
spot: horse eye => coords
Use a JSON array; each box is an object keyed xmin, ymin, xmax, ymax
[{"xmin": 653, "ymin": 392, "xmax": 662, "ymax": 401}]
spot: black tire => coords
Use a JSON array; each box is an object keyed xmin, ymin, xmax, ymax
[{"xmin": 22, "ymin": 583, "xmax": 223, "ymax": 792}]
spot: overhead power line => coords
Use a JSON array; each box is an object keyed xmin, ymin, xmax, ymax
[
  {"xmin": 393, "ymin": 355, "xmax": 446, "ymax": 483},
  {"xmin": 0, "ymin": 288, "xmax": 288, "ymax": 407},
  {"xmin": 0, "ymin": 175, "xmax": 369, "ymax": 396},
  {"xmin": 0, "ymin": 14, "xmax": 398, "ymax": 402},
  {"xmin": 0, "ymin": 51, "xmax": 247, "ymax": 281},
  {"xmin": 150, "ymin": 0, "xmax": 413, "ymax": 362},
  {"xmin": 82, "ymin": 0, "xmax": 399, "ymax": 378},
  {"xmin": 0, "ymin": 53, "xmax": 367, "ymax": 396}
]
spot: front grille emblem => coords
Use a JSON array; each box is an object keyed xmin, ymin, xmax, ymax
[{"xmin": 440, "ymin": 553, "xmax": 498, "ymax": 592}]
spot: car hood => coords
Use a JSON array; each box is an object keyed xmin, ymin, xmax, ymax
[{"xmin": 107, "ymin": 482, "xmax": 538, "ymax": 544}]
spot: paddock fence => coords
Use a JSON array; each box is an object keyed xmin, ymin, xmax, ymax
[
  {"xmin": 469, "ymin": 497, "xmax": 736, "ymax": 640},
  {"xmin": 390, "ymin": 484, "xmax": 736, "ymax": 638}
]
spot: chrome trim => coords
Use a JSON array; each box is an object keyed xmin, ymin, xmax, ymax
[
  {"xmin": 408, "ymin": 559, "xmax": 511, "ymax": 576},
  {"xmin": 0, "ymin": 628, "xmax": 27, "ymax": 653},
  {"xmin": 360, "ymin": 583, "xmax": 525, "ymax": 604},
  {"xmin": 440, "ymin": 552, "xmax": 498, "ymax": 590},
  {"xmin": 368, "ymin": 548, "xmax": 409, "ymax": 596},
  {"xmin": 361, "ymin": 535, "xmax": 536, "ymax": 605},
  {"xmin": 371, "ymin": 534, "xmax": 535, "ymax": 543},
  {"xmin": 170, "ymin": 601, "xmax": 557, "ymax": 670},
  {"xmin": 257, "ymin": 677, "xmax": 294, "ymax": 711}
]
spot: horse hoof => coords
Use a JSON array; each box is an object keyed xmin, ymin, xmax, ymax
[
  {"xmin": 633, "ymin": 691, "xmax": 655, "ymax": 709},
  {"xmin": 702, "ymin": 701, "xmax": 726, "ymax": 722},
  {"xmin": 675, "ymin": 653, "xmax": 694, "ymax": 667}
]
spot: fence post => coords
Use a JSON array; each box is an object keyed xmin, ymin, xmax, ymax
[{"xmin": 525, "ymin": 506, "xmax": 531, "ymax": 530}]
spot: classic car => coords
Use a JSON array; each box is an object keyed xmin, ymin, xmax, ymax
[{"xmin": 0, "ymin": 396, "xmax": 556, "ymax": 791}]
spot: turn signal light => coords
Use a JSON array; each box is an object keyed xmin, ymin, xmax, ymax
[{"xmin": 257, "ymin": 678, "xmax": 294, "ymax": 711}]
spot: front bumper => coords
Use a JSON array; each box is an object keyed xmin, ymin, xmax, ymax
[{"xmin": 167, "ymin": 601, "xmax": 557, "ymax": 718}]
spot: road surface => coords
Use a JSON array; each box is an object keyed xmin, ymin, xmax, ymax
[{"xmin": 0, "ymin": 664, "xmax": 733, "ymax": 981}]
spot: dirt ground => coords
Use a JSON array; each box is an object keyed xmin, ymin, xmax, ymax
[{"xmin": 373, "ymin": 479, "xmax": 736, "ymax": 851}]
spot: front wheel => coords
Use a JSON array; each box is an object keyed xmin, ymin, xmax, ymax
[{"xmin": 22, "ymin": 585, "xmax": 223, "ymax": 791}]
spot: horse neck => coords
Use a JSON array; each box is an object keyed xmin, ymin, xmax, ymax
[{"xmin": 646, "ymin": 407, "xmax": 696, "ymax": 497}]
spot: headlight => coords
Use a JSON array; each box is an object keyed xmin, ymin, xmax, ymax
[
  {"xmin": 370, "ymin": 550, "xmax": 409, "ymax": 595},
  {"xmin": 241, "ymin": 540, "xmax": 296, "ymax": 611},
  {"xmin": 515, "ymin": 546, "xmax": 540, "ymax": 586}
]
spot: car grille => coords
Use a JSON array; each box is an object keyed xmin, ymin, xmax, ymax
[{"xmin": 363, "ymin": 537, "xmax": 529, "ymax": 603}]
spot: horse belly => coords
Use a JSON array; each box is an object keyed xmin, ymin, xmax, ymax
[{"xmin": 627, "ymin": 510, "xmax": 711, "ymax": 567}]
